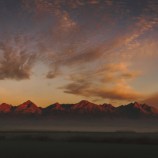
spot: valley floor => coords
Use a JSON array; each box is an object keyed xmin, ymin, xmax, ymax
[
  {"xmin": 0, "ymin": 131, "xmax": 158, "ymax": 158},
  {"xmin": 0, "ymin": 140, "xmax": 158, "ymax": 158}
]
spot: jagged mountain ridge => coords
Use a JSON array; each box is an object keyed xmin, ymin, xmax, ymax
[
  {"xmin": 0, "ymin": 100, "xmax": 158, "ymax": 118},
  {"xmin": 14, "ymin": 100, "xmax": 42, "ymax": 114}
]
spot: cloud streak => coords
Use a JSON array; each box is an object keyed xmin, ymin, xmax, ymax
[{"xmin": 61, "ymin": 62, "xmax": 143, "ymax": 101}]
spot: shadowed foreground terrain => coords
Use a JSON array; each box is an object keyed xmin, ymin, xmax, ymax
[
  {"xmin": 1, "ymin": 100, "xmax": 158, "ymax": 158},
  {"xmin": 0, "ymin": 131, "xmax": 158, "ymax": 158}
]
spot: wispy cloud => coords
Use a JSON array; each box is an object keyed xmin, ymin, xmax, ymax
[
  {"xmin": 89, "ymin": 83, "xmax": 143, "ymax": 101},
  {"xmin": 0, "ymin": 35, "xmax": 37, "ymax": 80},
  {"xmin": 0, "ymin": 0, "xmax": 157, "ymax": 104},
  {"xmin": 61, "ymin": 62, "xmax": 142, "ymax": 101}
]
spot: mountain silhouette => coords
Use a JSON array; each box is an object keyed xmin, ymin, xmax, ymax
[
  {"xmin": 14, "ymin": 100, "xmax": 42, "ymax": 115},
  {"xmin": 0, "ymin": 103, "xmax": 12, "ymax": 113},
  {"xmin": 71, "ymin": 100, "xmax": 101, "ymax": 113},
  {"xmin": 116, "ymin": 102, "xmax": 158, "ymax": 118},
  {"xmin": 0, "ymin": 100, "xmax": 158, "ymax": 118}
]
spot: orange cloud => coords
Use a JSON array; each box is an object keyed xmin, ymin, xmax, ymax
[
  {"xmin": 62, "ymin": 62, "xmax": 143, "ymax": 101},
  {"xmin": 90, "ymin": 84, "xmax": 143, "ymax": 101},
  {"xmin": 63, "ymin": 79, "xmax": 142, "ymax": 101},
  {"xmin": 142, "ymin": 93, "xmax": 158, "ymax": 107},
  {"xmin": 96, "ymin": 63, "xmax": 141, "ymax": 83}
]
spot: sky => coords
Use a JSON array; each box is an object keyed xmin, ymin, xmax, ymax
[{"xmin": 0, "ymin": 0, "xmax": 158, "ymax": 107}]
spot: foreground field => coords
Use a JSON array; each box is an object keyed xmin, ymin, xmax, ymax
[
  {"xmin": 0, "ymin": 132, "xmax": 158, "ymax": 158},
  {"xmin": 0, "ymin": 141, "xmax": 158, "ymax": 158}
]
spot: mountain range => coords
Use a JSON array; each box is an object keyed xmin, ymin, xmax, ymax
[{"xmin": 0, "ymin": 100, "xmax": 158, "ymax": 119}]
